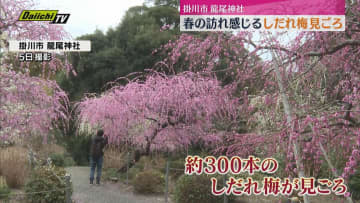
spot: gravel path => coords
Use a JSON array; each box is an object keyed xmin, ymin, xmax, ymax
[
  {"xmin": 66, "ymin": 167, "xmax": 351, "ymax": 203},
  {"xmin": 66, "ymin": 167, "xmax": 167, "ymax": 203}
]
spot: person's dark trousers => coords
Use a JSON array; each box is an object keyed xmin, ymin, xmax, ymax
[{"xmin": 89, "ymin": 156, "xmax": 103, "ymax": 184}]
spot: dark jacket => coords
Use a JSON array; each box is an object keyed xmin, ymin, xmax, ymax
[{"xmin": 90, "ymin": 135, "xmax": 108, "ymax": 159}]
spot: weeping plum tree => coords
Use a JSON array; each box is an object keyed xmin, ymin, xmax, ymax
[
  {"xmin": 0, "ymin": 0, "xmax": 68, "ymax": 40},
  {"xmin": 258, "ymin": 0, "xmax": 360, "ymax": 186},
  {"xmin": 156, "ymin": 1, "xmax": 360, "ymax": 201},
  {"xmin": 0, "ymin": 0, "xmax": 71, "ymax": 140},
  {"xmin": 153, "ymin": 32, "xmax": 264, "ymax": 94},
  {"xmin": 0, "ymin": 0, "xmax": 73, "ymax": 76},
  {"xmin": 77, "ymin": 71, "xmax": 241, "ymax": 155},
  {"xmin": 0, "ymin": 68, "xmax": 69, "ymax": 140}
]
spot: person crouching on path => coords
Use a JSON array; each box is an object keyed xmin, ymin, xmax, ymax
[{"xmin": 89, "ymin": 129, "xmax": 108, "ymax": 185}]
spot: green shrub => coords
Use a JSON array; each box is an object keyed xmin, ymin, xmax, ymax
[
  {"xmin": 64, "ymin": 157, "xmax": 76, "ymax": 167},
  {"xmin": 134, "ymin": 156, "xmax": 149, "ymax": 171},
  {"xmin": 25, "ymin": 165, "xmax": 72, "ymax": 203},
  {"xmin": 151, "ymin": 156, "xmax": 166, "ymax": 172},
  {"xmin": 132, "ymin": 169, "xmax": 164, "ymax": 194},
  {"xmin": 63, "ymin": 134, "xmax": 92, "ymax": 166},
  {"xmin": 0, "ymin": 176, "xmax": 10, "ymax": 200},
  {"xmin": 49, "ymin": 153, "xmax": 65, "ymax": 167},
  {"xmin": 169, "ymin": 159, "xmax": 185, "ymax": 180},
  {"xmin": 174, "ymin": 174, "xmax": 235, "ymax": 203},
  {"xmin": 128, "ymin": 167, "xmax": 141, "ymax": 181}
]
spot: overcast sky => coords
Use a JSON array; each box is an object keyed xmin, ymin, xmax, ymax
[{"xmin": 37, "ymin": 0, "xmax": 145, "ymax": 38}]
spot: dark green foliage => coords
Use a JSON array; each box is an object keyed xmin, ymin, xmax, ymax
[
  {"xmin": 63, "ymin": 135, "xmax": 92, "ymax": 166},
  {"xmin": 48, "ymin": 153, "xmax": 76, "ymax": 167},
  {"xmin": 64, "ymin": 157, "xmax": 76, "ymax": 167},
  {"xmin": 49, "ymin": 153, "xmax": 65, "ymax": 167},
  {"xmin": 53, "ymin": 107, "xmax": 90, "ymax": 166},
  {"xmin": 174, "ymin": 174, "xmax": 235, "ymax": 203},
  {"xmin": 60, "ymin": 2, "xmax": 180, "ymax": 101},
  {"xmin": 132, "ymin": 169, "xmax": 165, "ymax": 194},
  {"xmin": 25, "ymin": 165, "xmax": 72, "ymax": 203}
]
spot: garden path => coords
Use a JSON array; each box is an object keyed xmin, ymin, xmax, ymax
[{"xmin": 66, "ymin": 167, "xmax": 167, "ymax": 203}]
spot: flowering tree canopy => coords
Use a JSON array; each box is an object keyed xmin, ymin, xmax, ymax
[
  {"xmin": 77, "ymin": 72, "xmax": 240, "ymax": 154},
  {"xmin": 0, "ymin": 0, "xmax": 71, "ymax": 141},
  {"xmin": 0, "ymin": 0, "xmax": 73, "ymax": 76},
  {"xmin": 0, "ymin": 67, "xmax": 69, "ymax": 140},
  {"xmin": 155, "ymin": 1, "xmax": 360, "ymax": 201}
]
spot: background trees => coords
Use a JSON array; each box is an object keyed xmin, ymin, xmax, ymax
[
  {"xmin": 72, "ymin": 2, "xmax": 360, "ymax": 198},
  {"xmin": 152, "ymin": 1, "xmax": 360, "ymax": 201},
  {"xmin": 61, "ymin": 2, "xmax": 180, "ymax": 100},
  {"xmin": 1, "ymin": 0, "xmax": 359, "ymax": 200}
]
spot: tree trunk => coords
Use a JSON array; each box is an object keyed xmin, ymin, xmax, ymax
[
  {"xmin": 0, "ymin": 0, "xmax": 4, "ymax": 66},
  {"xmin": 145, "ymin": 128, "xmax": 159, "ymax": 156},
  {"xmin": 145, "ymin": 140, "xmax": 151, "ymax": 156},
  {"xmin": 270, "ymin": 49, "xmax": 310, "ymax": 203},
  {"xmin": 315, "ymin": 130, "xmax": 354, "ymax": 203}
]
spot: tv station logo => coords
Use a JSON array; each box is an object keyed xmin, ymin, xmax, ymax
[{"xmin": 18, "ymin": 10, "xmax": 70, "ymax": 24}]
